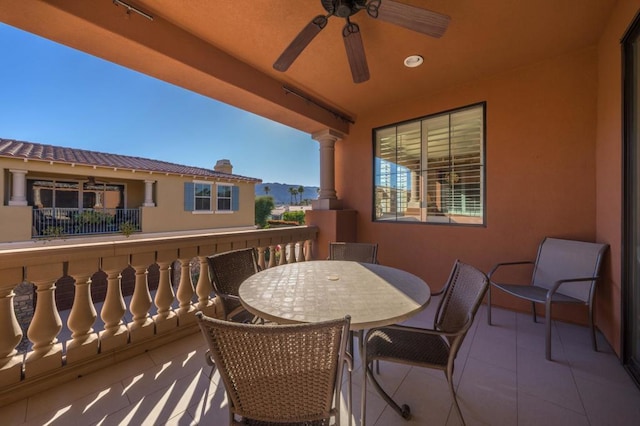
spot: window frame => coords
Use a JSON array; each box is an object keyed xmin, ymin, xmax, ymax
[
  {"xmin": 372, "ymin": 102, "xmax": 487, "ymax": 226},
  {"xmin": 215, "ymin": 183, "xmax": 234, "ymax": 213},
  {"xmin": 193, "ymin": 181, "xmax": 213, "ymax": 213}
]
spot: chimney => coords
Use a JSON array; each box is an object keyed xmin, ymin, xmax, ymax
[{"xmin": 214, "ymin": 159, "xmax": 233, "ymax": 174}]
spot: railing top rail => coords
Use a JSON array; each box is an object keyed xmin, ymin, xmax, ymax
[{"xmin": 0, "ymin": 225, "xmax": 318, "ymax": 269}]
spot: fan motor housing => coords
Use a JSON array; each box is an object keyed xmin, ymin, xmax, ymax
[{"xmin": 321, "ymin": 0, "xmax": 367, "ymax": 18}]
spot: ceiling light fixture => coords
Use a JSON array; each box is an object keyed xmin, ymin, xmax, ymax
[
  {"xmin": 113, "ymin": 0, "xmax": 154, "ymax": 21},
  {"xmin": 404, "ymin": 55, "xmax": 424, "ymax": 68}
]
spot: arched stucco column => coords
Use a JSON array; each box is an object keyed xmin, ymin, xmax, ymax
[
  {"xmin": 143, "ymin": 180, "xmax": 155, "ymax": 207},
  {"xmin": 9, "ymin": 169, "xmax": 28, "ymax": 206},
  {"xmin": 311, "ymin": 129, "xmax": 344, "ymax": 210}
]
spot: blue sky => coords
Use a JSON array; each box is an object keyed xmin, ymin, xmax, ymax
[{"xmin": 0, "ymin": 23, "xmax": 320, "ymax": 187}]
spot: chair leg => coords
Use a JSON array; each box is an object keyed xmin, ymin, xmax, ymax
[
  {"xmin": 545, "ymin": 301, "xmax": 552, "ymax": 361},
  {"xmin": 487, "ymin": 285, "xmax": 493, "ymax": 325},
  {"xmin": 532, "ymin": 301, "xmax": 538, "ymax": 323},
  {"xmin": 589, "ymin": 302, "xmax": 598, "ymax": 352},
  {"xmin": 446, "ymin": 366, "xmax": 465, "ymax": 426},
  {"xmin": 365, "ymin": 363, "xmax": 412, "ymax": 420}
]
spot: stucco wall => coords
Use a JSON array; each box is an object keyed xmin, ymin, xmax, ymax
[
  {"xmin": 0, "ymin": 159, "xmax": 257, "ymax": 242},
  {"xmin": 340, "ymin": 47, "xmax": 600, "ymax": 318},
  {"xmin": 142, "ymin": 174, "xmax": 256, "ymax": 233}
]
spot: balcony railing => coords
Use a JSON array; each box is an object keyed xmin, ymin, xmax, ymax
[
  {"xmin": 0, "ymin": 225, "xmax": 317, "ymax": 406},
  {"xmin": 32, "ymin": 208, "xmax": 141, "ymax": 238}
]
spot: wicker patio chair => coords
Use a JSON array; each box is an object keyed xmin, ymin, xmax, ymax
[
  {"xmin": 361, "ymin": 260, "xmax": 489, "ymax": 425},
  {"xmin": 328, "ymin": 242, "xmax": 378, "ymax": 264},
  {"xmin": 487, "ymin": 237, "xmax": 609, "ymax": 360},
  {"xmin": 196, "ymin": 312, "xmax": 353, "ymax": 426},
  {"xmin": 207, "ymin": 247, "xmax": 261, "ymax": 323},
  {"xmin": 328, "ymin": 241, "xmax": 379, "ymax": 359}
]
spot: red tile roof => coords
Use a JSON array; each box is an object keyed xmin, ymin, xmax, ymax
[{"xmin": 0, "ymin": 139, "xmax": 261, "ymax": 183}]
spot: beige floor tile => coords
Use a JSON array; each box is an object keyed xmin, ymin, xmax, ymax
[
  {"xmin": 6, "ymin": 305, "xmax": 640, "ymax": 426},
  {"xmin": 517, "ymin": 392, "xmax": 589, "ymax": 426},
  {"xmin": 516, "ymin": 346, "xmax": 584, "ymax": 414},
  {"xmin": 25, "ymin": 382, "xmax": 129, "ymax": 426},
  {"xmin": 97, "ymin": 368, "xmax": 211, "ymax": 425},
  {"xmin": 2, "ymin": 398, "xmax": 27, "ymax": 425},
  {"xmin": 372, "ymin": 368, "xmax": 453, "ymax": 426},
  {"xmin": 574, "ymin": 374, "xmax": 640, "ymax": 426},
  {"xmin": 456, "ymin": 357, "xmax": 518, "ymax": 426}
]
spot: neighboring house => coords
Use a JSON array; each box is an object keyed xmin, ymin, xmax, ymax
[{"xmin": 0, "ymin": 139, "xmax": 261, "ymax": 243}]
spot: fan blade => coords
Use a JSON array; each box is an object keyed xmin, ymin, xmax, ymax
[
  {"xmin": 343, "ymin": 22, "xmax": 369, "ymax": 83},
  {"xmin": 274, "ymin": 15, "xmax": 328, "ymax": 72},
  {"xmin": 373, "ymin": 0, "xmax": 450, "ymax": 38}
]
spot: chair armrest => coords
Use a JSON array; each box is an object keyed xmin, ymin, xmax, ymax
[
  {"xmin": 546, "ymin": 276, "xmax": 600, "ymax": 301},
  {"xmin": 218, "ymin": 293, "xmax": 242, "ymax": 302},
  {"xmin": 343, "ymin": 352, "xmax": 353, "ymax": 372},
  {"xmin": 488, "ymin": 260, "xmax": 535, "ymax": 281},
  {"xmin": 369, "ymin": 313, "xmax": 473, "ymax": 340}
]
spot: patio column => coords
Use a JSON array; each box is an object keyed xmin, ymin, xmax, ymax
[
  {"xmin": 8, "ymin": 169, "xmax": 28, "ymax": 206},
  {"xmin": 143, "ymin": 180, "xmax": 155, "ymax": 207},
  {"xmin": 312, "ymin": 129, "xmax": 344, "ymax": 210}
]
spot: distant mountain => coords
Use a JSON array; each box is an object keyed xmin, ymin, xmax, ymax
[{"xmin": 255, "ymin": 183, "xmax": 319, "ymax": 205}]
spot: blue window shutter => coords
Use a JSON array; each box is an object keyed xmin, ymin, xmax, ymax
[
  {"xmin": 232, "ymin": 185, "xmax": 239, "ymax": 211},
  {"xmin": 184, "ymin": 183, "xmax": 194, "ymax": 211}
]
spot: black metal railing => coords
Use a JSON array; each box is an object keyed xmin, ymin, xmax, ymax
[{"xmin": 32, "ymin": 208, "xmax": 141, "ymax": 238}]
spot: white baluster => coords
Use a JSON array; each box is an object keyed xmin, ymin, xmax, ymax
[
  {"xmin": 196, "ymin": 256, "xmax": 215, "ymax": 315},
  {"xmin": 129, "ymin": 253, "xmax": 155, "ymax": 342},
  {"xmin": 305, "ymin": 240, "xmax": 313, "ymax": 261},
  {"xmin": 279, "ymin": 243, "xmax": 287, "ymax": 266},
  {"xmin": 154, "ymin": 251, "xmax": 178, "ymax": 333},
  {"xmin": 176, "ymin": 255, "xmax": 196, "ymax": 324},
  {"xmin": 25, "ymin": 263, "xmax": 63, "ymax": 378},
  {"xmin": 99, "ymin": 255, "xmax": 129, "ymax": 352},
  {"xmin": 66, "ymin": 260, "xmax": 99, "ymax": 364},
  {"xmin": 257, "ymin": 247, "xmax": 266, "ymax": 270},
  {"xmin": 287, "ymin": 241, "xmax": 296, "ymax": 264},
  {"xmin": 296, "ymin": 241, "xmax": 305, "ymax": 262},
  {"xmin": 0, "ymin": 267, "xmax": 24, "ymax": 385},
  {"xmin": 268, "ymin": 246, "xmax": 277, "ymax": 268}
]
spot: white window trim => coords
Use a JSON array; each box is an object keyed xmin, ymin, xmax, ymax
[{"xmin": 193, "ymin": 180, "xmax": 213, "ymax": 212}]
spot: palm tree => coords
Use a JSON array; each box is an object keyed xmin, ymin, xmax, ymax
[
  {"xmin": 288, "ymin": 187, "xmax": 297, "ymax": 205},
  {"xmin": 297, "ymin": 186, "xmax": 304, "ymax": 205},
  {"xmin": 264, "ymin": 185, "xmax": 270, "ymax": 196}
]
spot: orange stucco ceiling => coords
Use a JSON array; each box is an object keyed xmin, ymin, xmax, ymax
[{"xmin": 0, "ymin": 0, "xmax": 617, "ymax": 136}]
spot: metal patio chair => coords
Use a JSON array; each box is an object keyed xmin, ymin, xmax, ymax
[
  {"xmin": 196, "ymin": 312, "xmax": 353, "ymax": 426},
  {"xmin": 361, "ymin": 260, "xmax": 489, "ymax": 425},
  {"xmin": 206, "ymin": 247, "xmax": 261, "ymax": 323},
  {"xmin": 487, "ymin": 237, "xmax": 609, "ymax": 360}
]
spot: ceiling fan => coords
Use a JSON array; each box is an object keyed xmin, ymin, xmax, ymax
[{"xmin": 273, "ymin": 0, "xmax": 450, "ymax": 84}]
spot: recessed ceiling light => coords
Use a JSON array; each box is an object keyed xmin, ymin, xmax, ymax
[{"xmin": 404, "ymin": 55, "xmax": 424, "ymax": 68}]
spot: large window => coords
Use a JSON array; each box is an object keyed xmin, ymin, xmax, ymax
[{"xmin": 373, "ymin": 103, "xmax": 485, "ymax": 225}]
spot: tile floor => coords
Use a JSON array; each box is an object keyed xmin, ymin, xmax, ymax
[{"xmin": 4, "ymin": 301, "xmax": 640, "ymax": 426}]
